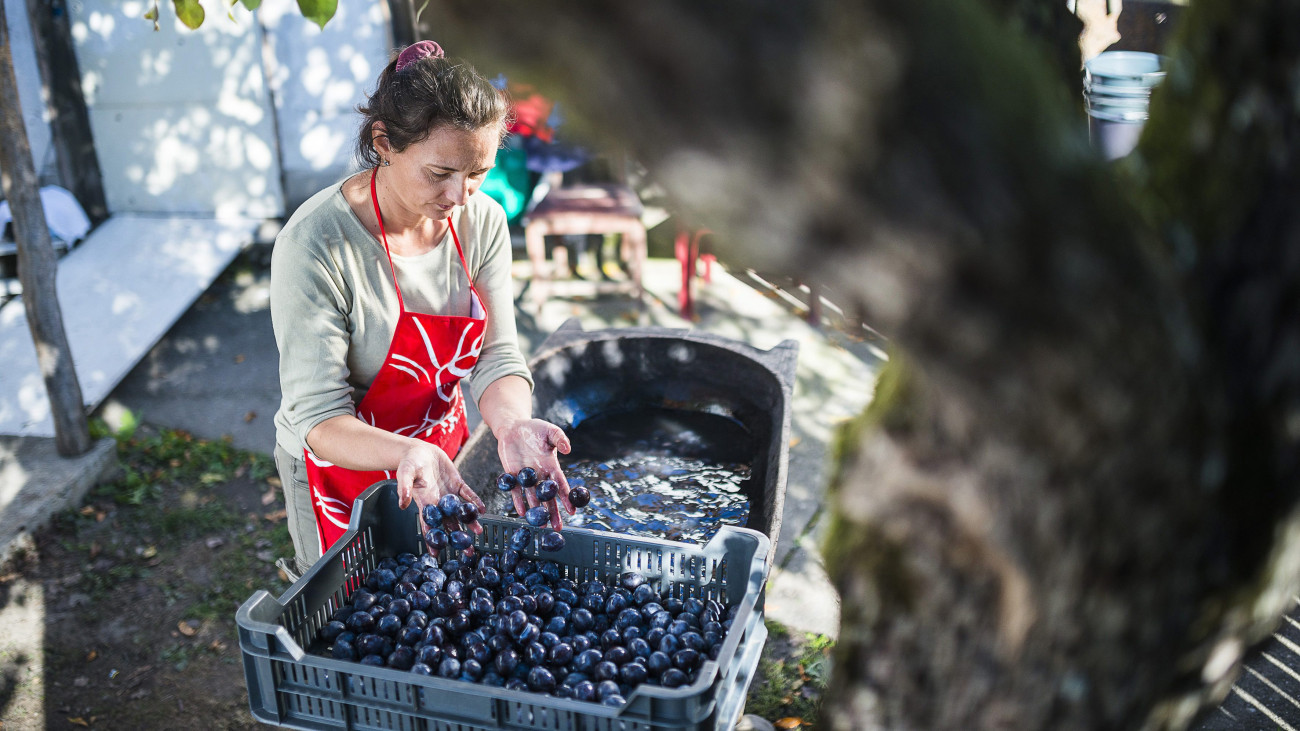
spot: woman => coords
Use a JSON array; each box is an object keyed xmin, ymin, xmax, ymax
[{"xmin": 270, "ymin": 40, "xmax": 572, "ymax": 576}]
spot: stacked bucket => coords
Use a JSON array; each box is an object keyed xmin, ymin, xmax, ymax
[{"xmin": 1083, "ymin": 51, "xmax": 1167, "ymax": 159}]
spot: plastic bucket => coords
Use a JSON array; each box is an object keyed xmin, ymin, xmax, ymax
[{"xmin": 1083, "ymin": 51, "xmax": 1166, "ymax": 159}]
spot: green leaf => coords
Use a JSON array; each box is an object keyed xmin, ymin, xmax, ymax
[
  {"xmin": 239, "ymin": 0, "xmax": 262, "ymax": 11},
  {"xmin": 296, "ymin": 0, "xmax": 336, "ymax": 29},
  {"xmin": 171, "ymin": 0, "xmax": 205, "ymax": 29}
]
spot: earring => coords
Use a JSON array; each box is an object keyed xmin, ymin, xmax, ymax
[{"xmin": 382, "ymin": 159, "xmax": 391, "ymax": 167}]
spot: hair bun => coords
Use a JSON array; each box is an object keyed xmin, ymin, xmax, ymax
[{"xmin": 396, "ymin": 40, "xmax": 444, "ymax": 73}]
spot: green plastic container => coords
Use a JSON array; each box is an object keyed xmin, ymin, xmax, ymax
[{"xmin": 237, "ymin": 481, "xmax": 770, "ymax": 730}]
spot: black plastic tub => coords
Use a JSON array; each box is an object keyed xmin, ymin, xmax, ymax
[{"xmin": 456, "ymin": 319, "xmax": 798, "ymax": 562}]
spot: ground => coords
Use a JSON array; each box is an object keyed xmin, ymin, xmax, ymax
[{"xmin": 0, "ymin": 427, "xmax": 831, "ymax": 730}]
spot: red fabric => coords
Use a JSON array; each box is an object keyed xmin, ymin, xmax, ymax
[
  {"xmin": 304, "ymin": 168, "xmax": 486, "ymax": 554},
  {"xmin": 506, "ymin": 83, "xmax": 555, "ymax": 143}
]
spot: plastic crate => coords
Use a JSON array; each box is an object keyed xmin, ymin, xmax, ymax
[{"xmin": 237, "ymin": 481, "xmax": 770, "ymax": 731}]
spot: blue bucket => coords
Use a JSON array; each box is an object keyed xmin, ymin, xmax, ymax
[{"xmin": 1083, "ymin": 51, "xmax": 1167, "ymax": 159}]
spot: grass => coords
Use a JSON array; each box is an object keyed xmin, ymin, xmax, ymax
[{"xmin": 746, "ymin": 620, "xmax": 835, "ymax": 727}]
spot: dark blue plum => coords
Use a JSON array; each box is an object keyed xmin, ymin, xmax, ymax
[
  {"xmin": 616, "ymin": 607, "xmax": 643, "ymax": 630},
  {"xmin": 388, "ymin": 598, "xmax": 411, "ymax": 620},
  {"xmin": 632, "ymin": 584, "xmax": 656, "ymax": 606},
  {"xmin": 369, "ymin": 569, "xmax": 397, "ymax": 593},
  {"xmin": 568, "ymin": 485, "xmax": 591, "ymax": 508},
  {"xmin": 346, "ymin": 611, "xmax": 376, "ymax": 634},
  {"xmin": 572, "ymin": 634, "xmax": 593, "ymax": 654},
  {"xmin": 540, "ymin": 532, "xmax": 565, "ymax": 552},
  {"xmin": 570, "ymin": 608, "xmax": 595, "ymax": 633},
  {"xmin": 376, "ymin": 613, "xmax": 403, "ymax": 637},
  {"xmin": 593, "ymin": 661, "xmax": 619, "ymax": 683},
  {"xmin": 681, "ymin": 631, "xmax": 706, "ymax": 652},
  {"xmin": 604, "ymin": 646, "xmax": 631, "ymax": 666},
  {"xmin": 477, "ymin": 567, "xmax": 501, "ymax": 588},
  {"xmin": 508, "ymin": 527, "xmax": 532, "ymax": 551},
  {"xmin": 646, "ymin": 651, "xmax": 671, "ymax": 677},
  {"xmin": 600, "ymin": 629, "xmax": 623, "ymax": 650},
  {"xmin": 620, "ymin": 572, "xmax": 646, "ymax": 591},
  {"xmin": 507, "ymin": 610, "xmax": 529, "ymax": 635},
  {"xmin": 397, "ymin": 626, "xmax": 423, "ymax": 646},
  {"xmin": 534, "ymin": 592, "xmax": 556, "ymax": 616},
  {"xmin": 596, "ymin": 679, "xmax": 621, "ymax": 700},
  {"xmin": 539, "ymin": 631, "xmax": 560, "ymax": 649},
  {"xmin": 516, "ymin": 467, "xmax": 538, "ymax": 488},
  {"xmin": 416, "ymin": 644, "xmax": 442, "ymax": 667},
  {"xmin": 387, "ymin": 646, "xmax": 415, "ymax": 670},
  {"xmin": 331, "ymin": 639, "xmax": 356, "ymax": 660},
  {"xmin": 515, "ymin": 622, "xmax": 541, "ymax": 645},
  {"xmin": 352, "ymin": 589, "xmax": 378, "ymax": 611},
  {"xmin": 424, "ymin": 528, "xmax": 449, "ymax": 551},
  {"xmin": 494, "ymin": 647, "xmax": 520, "ymax": 675},
  {"xmin": 505, "ymin": 678, "xmax": 528, "ymax": 692},
  {"xmin": 496, "ymin": 472, "xmax": 518, "ymax": 492},
  {"xmin": 421, "ymin": 503, "xmax": 443, "ymax": 529},
  {"xmin": 470, "ymin": 595, "xmax": 494, "ymax": 617},
  {"xmin": 601, "ymin": 695, "xmax": 626, "ymax": 708},
  {"xmin": 356, "ymin": 634, "xmax": 385, "ymax": 656},
  {"xmin": 573, "ymin": 680, "xmax": 597, "ymax": 702},
  {"xmin": 437, "ymin": 657, "xmax": 461, "ymax": 678},
  {"xmin": 545, "ymin": 615, "xmax": 568, "ymax": 635},
  {"xmin": 573, "ymin": 649, "xmax": 602, "ymax": 674},
  {"xmin": 438, "ymin": 494, "xmax": 462, "ymax": 517},
  {"xmin": 658, "ymin": 633, "xmax": 681, "ymax": 656},
  {"xmin": 462, "ymin": 658, "xmax": 484, "ymax": 680},
  {"xmin": 456, "ymin": 501, "xmax": 480, "ymax": 524},
  {"xmin": 527, "ymin": 666, "xmax": 557, "ymax": 693},
  {"xmin": 621, "ymin": 626, "xmax": 642, "ymax": 645},
  {"xmin": 525, "ymin": 641, "xmax": 548, "ymax": 666},
  {"xmin": 606, "ymin": 593, "xmax": 629, "ymax": 616},
  {"xmin": 525, "ymin": 506, "xmax": 550, "ymax": 527},
  {"xmin": 668, "ymin": 620, "xmax": 690, "ymax": 637},
  {"xmin": 449, "ymin": 610, "xmax": 473, "ymax": 635},
  {"xmin": 673, "ymin": 648, "xmax": 701, "ymax": 671},
  {"xmin": 549, "ymin": 642, "xmax": 574, "ymax": 666},
  {"xmin": 318, "ymin": 620, "xmax": 346, "ymax": 643},
  {"xmin": 629, "ymin": 637, "xmax": 652, "ymax": 659},
  {"xmin": 360, "ymin": 654, "xmax": 385, "ymax": 667},
  {"xmin": 535, "ymin": 480, "xmax": 558, "ymax": 502},
  {"xmin": 409, "ymin": 592, "xmax": 432, "ymax": 614},
  {"xmin": 449, "ymin": 530, "xmax": 474, "ymax": 551},
  {"xmin": 660, "ymin": 668, "xmax": 688, "ymax": 688},
  {"xmin": 411, "ymin": 662, "xmax": 434, "ymax": 676}
]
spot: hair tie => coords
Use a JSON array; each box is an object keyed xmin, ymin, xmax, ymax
[{"xmin": 395, "ymin": 40, "xmax": 444, "ymax": 73}]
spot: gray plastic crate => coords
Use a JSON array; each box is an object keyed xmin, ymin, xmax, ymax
[{"xmin": 237, "ymin": 481, "xmax": 769, "ymax": 730}]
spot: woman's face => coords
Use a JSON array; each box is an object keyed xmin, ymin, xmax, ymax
[{"xmin": 379, "ymin": 124, "xmax": 499, "ymax": 219}]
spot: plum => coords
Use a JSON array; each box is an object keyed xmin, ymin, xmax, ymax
[
  {"xmin": 568, "ymin": 486, "xmax": 591, "ymax": 508},
  {"xmin": 525, "ymin": 506, "xmax": 550, "ymax": 527},
  {"xmin": 496, "ymin": 472, "xmax": 518, "ymax": 492},
  {"xmin": 535, "ymin": 480, "xmax": 558, "ymax": 502},
  {"xmin": 516, "ymin": 467, "xmax": 538, "ymax": 488},
  {"xmin": 539, "ymin": 532, "xmax": 566, "ymax": 552}
]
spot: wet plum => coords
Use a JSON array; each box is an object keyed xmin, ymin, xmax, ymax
[
  {"xmin": 424, "ymin": 528, "xmax": 449, "ymax": 551},
  {"xmin": 516, "ymin": 467, "xmax": 538, "ymax": 488},
  {"xmin": 438, "ymin": 494, "xmax": 462, "ymax": 517},
  {"xmin": 422, "ymin": 503, "xmax": 443, "ymax": 528},
  {"xmin": 535, "ymin": 479, "xmax": 558, "ymax": 502},
  {"xmin": 539, "ymin": 532, "xmax": 565, "ymax": 552},
  {"xmin": 525, "ymin": 506, "xmax": 550, "ymax": 527},
  {"xmin": 568, "ymin": 485, "xmax": 591, "ymax": 508},
  {"xmin": 456, "ymin": 502, "xmax": 480, "ymax": 524},
  {"xmin": 496, "ymin": 472, "xmax": 518, "ymax": 492},
  {"xmin": 449, "ymin": 530, "xmax": 474, "ymax": 551}
]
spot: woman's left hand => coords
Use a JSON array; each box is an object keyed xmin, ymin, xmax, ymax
[{"xmin": 496, "ymin": 418, "xmax": 573, "ymax": 531}]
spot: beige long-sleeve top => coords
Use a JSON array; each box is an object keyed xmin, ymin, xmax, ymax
[{"xmin": 271, "ymin": 178, "xmax": 531, "ymax": 457}]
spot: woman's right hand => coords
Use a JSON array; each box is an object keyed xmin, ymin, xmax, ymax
[{"xmin": 396, "ymin": 440, "xmax": 486, "ymax": 535}]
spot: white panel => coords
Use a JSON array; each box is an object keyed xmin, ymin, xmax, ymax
[
  {"xmin": 88, "ymin": 102, "xmax": 281, "ymax": 218},
  {"xmin": 0, "ymin": 214, "xmax": 258, "ymax": 436},
  {"xmin": 3, "ymin": 0, "xmax": 55, "ymax": 179},
  {"xmin": 68, "ymin": 0, "xmax": 283, "ymax": 216},
  {"xmin": 259, "ymin": 0, "xmax": 390, "ymax": 208}
]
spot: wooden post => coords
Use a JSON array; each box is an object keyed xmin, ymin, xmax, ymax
[
  {"xmin": 23, "ymin": 0, "xmax": 108, "ymax": 224},
  {"xmin": 0, "ymin": 1, "xmax": 92, "ymax": 457}
]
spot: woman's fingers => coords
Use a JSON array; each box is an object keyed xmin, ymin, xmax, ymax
[{"xmin": 510, "ymin": 487, "xmax": 528, "ymax": 519}]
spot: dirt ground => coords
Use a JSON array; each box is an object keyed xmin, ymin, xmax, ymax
[
  {"xmin": 0, "ymin": 425, "xmax": 827, "ymax": 730},
  {"xmin": 0, "ymin": 426, "xmax": 291, "ymax": 730}
]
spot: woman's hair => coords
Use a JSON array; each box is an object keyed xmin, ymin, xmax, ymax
[{"xmin": 355, "ymin": 51, "xmax": 511, "ymax": 168}]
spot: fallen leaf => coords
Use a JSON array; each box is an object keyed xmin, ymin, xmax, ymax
[
  {"xmin": 67, "ymin": 718, "xmax": 89, "ymax": 728},
  {"xmin": 209, "ymin": 639, "xmax": 226, "ymax": 651},
  {"xmin": 139, "ymin": 545, "xmax": 157, "ymax": 559},
  {"xmin": 775, "ymin": 718, "xmax": 803, "ymax": 730},
  {"xmin": 243, "ymin": 410, "xmax": 256, "ymax": 422},
  {"xmin": 95, "ymin": 509, "xmax": 106, "ymax": 522},
  {"xmin": 233, "ymin": 354, "xmax": 245, "ymax": 364},
  {"xmin": 205, "ymin": 537, "xmax": 225, "ymax": 550},
  {"xmin": 263, "ymin": 509, "xmax": 286, "ymax": 524},
  {"xmin": 235, "ymin": 463, "xmax": 248, "ymax": 478},
  {"xmin": 79, "ymin": 506, "xmax": 95, "ymax": 517},
  {"xmin": 85, "ymin": 650, "xmax": 97, "ymax": 662},
  {"xmin": 261, "ymin": 487, "xmax": 278, "ymax": 506},
  {"xmin": 178, "ymin": 621, "xmax": 198, "ymax": 637},
  {"xmin": 266, "ymin": 476, "xmax": 282, "ymax": 488},
  {"xmin": 788, "ymin": 437, "xmax": 801, "ymax": 447}
]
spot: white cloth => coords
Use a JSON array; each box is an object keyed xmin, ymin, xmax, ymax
[{"xmin": 0, "ymin": 185, "xmax": 92, "ymax": 244}]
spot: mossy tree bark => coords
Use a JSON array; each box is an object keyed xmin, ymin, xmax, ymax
[{"xmin": 426, "ymin": 0, "xmax": 1300, "ymax": 727}]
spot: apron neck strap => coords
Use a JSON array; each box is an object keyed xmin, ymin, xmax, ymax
[
  {"xmin": 370, "ymin": 167, "xmax": 476, "ymax": 313},
  {"xmin": 370, "ymin": 167, "xmax": 407, "ymax": 313}
]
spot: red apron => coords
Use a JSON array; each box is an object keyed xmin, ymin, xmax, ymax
[{"xmin": 305, "ymin": 168, "xmax": 487, "ymax": 554}]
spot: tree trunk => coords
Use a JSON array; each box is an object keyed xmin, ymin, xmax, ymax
[
  {"xmin": 423, "ymin": 0, "xmax": 1300, "ymax": 727},
  {"xmin": 0, "ymin": 1, "xmax": 91, "ymax": 457},
  {"xmin": 23, "ymin": 0, "xmax": 107, "ymax": 224}
]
